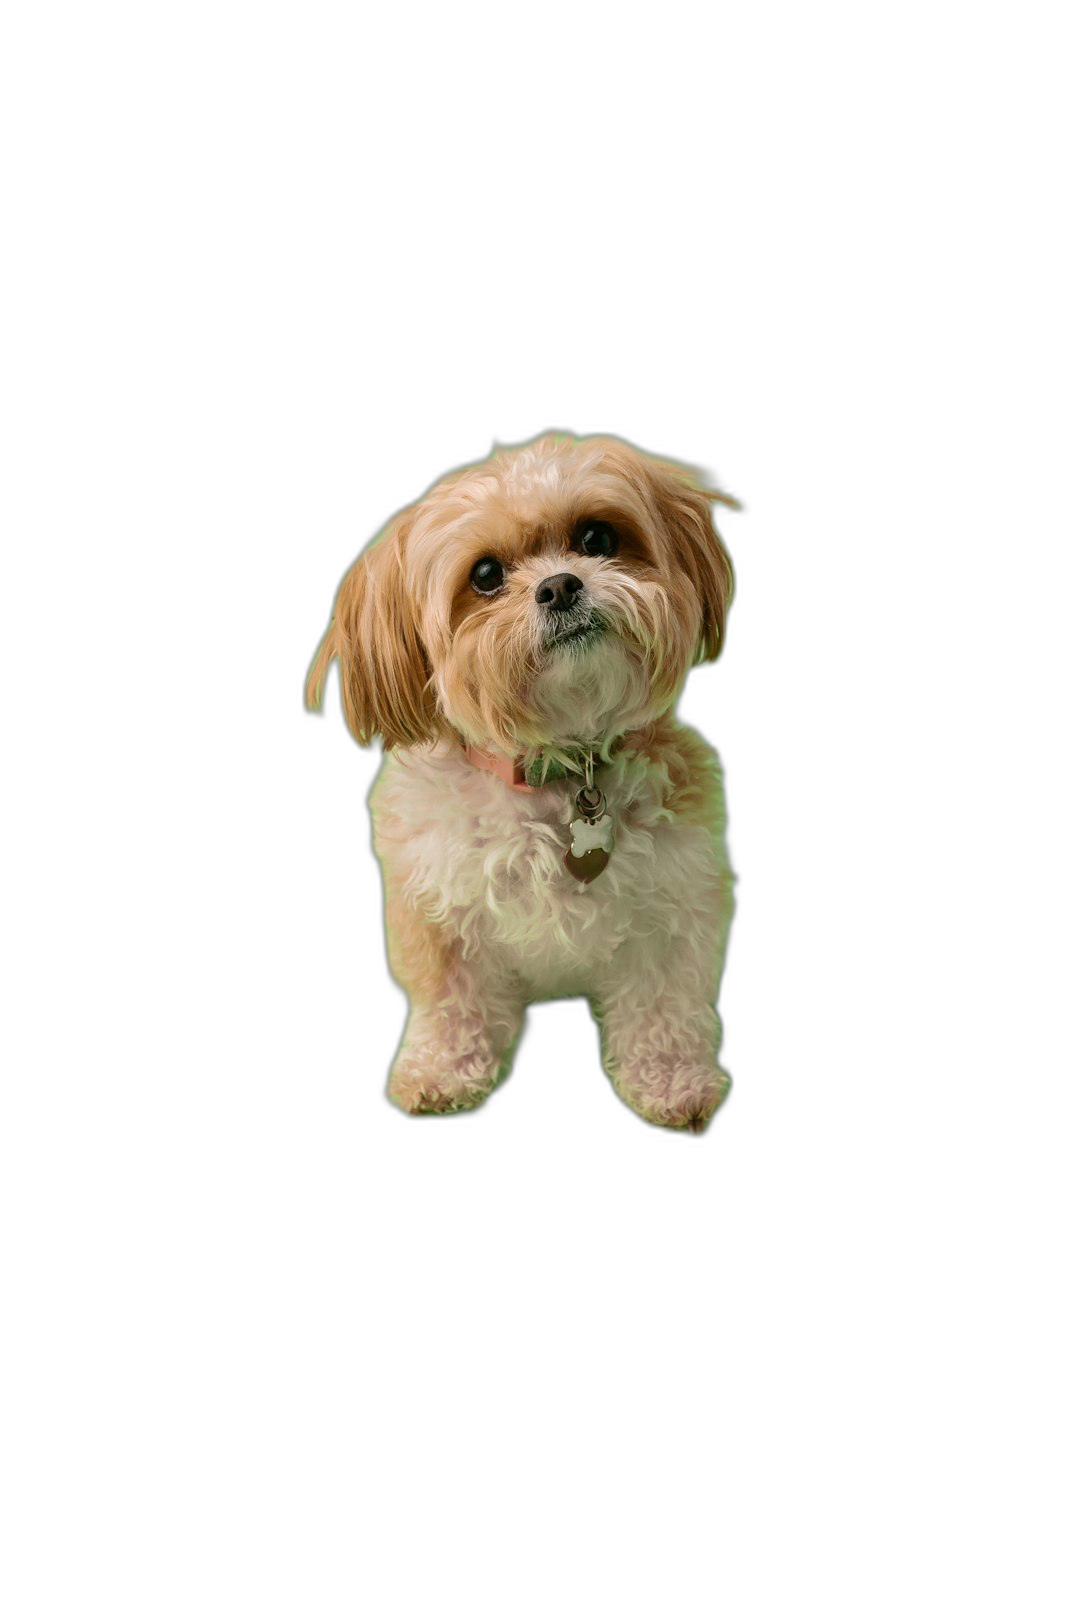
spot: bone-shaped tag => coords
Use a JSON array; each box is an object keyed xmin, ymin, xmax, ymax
[{"xmin": 569, "ymin": 813, "xmax": 614, "ymax": 858}]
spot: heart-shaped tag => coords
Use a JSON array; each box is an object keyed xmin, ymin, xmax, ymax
[{"xmin": 565, "ymin": 846, "xmax": 610, "ymax": 883}]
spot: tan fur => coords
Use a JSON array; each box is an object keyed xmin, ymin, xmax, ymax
[
  {"xmin": 307, "ymin": 433, "xmax": 738, "ymax": 1130},
  {"xmin": 626, "ymin": 713, "xmax": 725, "ymax": 833},
  {"xmin": 590, "ymin": 440, "xmax": 736, "ymax": 662},
  {"xmin": 305, "ymin": 510, "xmax": 443, "ymax": 748},
  {"xmin": 383, "ymin": 880, "xmax": 453, "ymax": 1006},
  {"xmin": 307, "ymin": 434, "xmax": 735, "ymax": 755}
]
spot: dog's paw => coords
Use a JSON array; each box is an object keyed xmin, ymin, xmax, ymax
[
  {"xmin": 386, "ymin": 1067, "xmax": 491, "ymax": 1118},
  {"xmin": 614, "ymin": 1062, "xmax": 731, "ymax": 1133}
]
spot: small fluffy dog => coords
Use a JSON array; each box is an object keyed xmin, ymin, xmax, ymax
[{"xmin": 306, "ymin": 433, "xmax": 737, "ymax": 1130}]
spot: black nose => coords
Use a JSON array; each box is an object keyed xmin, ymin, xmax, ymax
[{"xmin": 534, "ymin": 572, "xmax": 584, "ymax": 612}]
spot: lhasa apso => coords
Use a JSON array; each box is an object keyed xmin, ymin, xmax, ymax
[{"xmin": 306, "ymin": 433, "xmax": 737, "ymax": 1131}]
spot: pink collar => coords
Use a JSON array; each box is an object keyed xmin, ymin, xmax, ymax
[{"xmin": 461, "ymin": 740, "xmax": 541, "ymax": 793}]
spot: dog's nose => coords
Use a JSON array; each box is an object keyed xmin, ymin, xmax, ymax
[{"xmin": 534, "ymin": 572, "xmax": 584, "ymax": 612}]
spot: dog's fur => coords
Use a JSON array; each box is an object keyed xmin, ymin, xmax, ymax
[{"xmin": 306, "ymin": 433, "xmax": 737, "ymax": 1130}]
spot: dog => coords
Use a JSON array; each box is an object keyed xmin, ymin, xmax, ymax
[{"xmin": 306, "ymin": 433, "xmax": 737, "ymax": 1130}]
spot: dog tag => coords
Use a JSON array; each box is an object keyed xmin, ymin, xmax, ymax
[{"xmin": 565, "ymin": 784, "xmax": 614, "ymax": 883}]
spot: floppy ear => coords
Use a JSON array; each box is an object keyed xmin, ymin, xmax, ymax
[
  {"xmin": 305, "ymin": 511, "xmax": 439, "ymax": 748},
  {"xmin": 599, "ymin": 441, "xmax": 737, "ymax": 662},
  {"xmin": 654, "ymin": 465, "xmax": 737, "ymax": 662}
]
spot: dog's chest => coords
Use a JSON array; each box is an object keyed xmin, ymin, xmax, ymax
[{"xmin": 373, "ymin": 750, "xmax": 715, "ymax": 991}]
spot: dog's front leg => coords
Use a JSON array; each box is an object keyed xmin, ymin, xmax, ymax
[
  {"xmin": 592, "ymin": 933, "xmax": 731, "ymax": 1132},
  {"xmin": 382, "ymin": 884, "xmax": 524, "ymax": 1115}
]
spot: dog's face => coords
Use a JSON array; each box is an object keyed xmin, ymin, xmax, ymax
[{"xmin": 307, "ymin": 435, "xmax": 735, "ymax": 755}]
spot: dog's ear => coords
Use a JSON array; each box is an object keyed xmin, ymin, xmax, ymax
[
  {"xmin": 305, "ymin": 510, "xmax": 439, "ymax": 748},
  {"xmin": 599, "ymin": 441, "xmax": 738, "ymax": 662},
  {"xmin": 648, "ymin": 459, "xmax": 737, "ymax": 663}
]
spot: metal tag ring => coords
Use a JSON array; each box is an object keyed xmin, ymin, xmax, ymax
[{"xmin": 576, "ymin": 785, "xmax": 605, "ymax": 819}]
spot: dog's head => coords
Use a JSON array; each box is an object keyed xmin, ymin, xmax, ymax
[{"xmin": 305, "ymin": 434, "xmax": 736, "ymax": 755}]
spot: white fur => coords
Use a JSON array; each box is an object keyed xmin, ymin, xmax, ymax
[
  {"xmin": 306, "ymin": 434, "xmax": 738, "ymax": 1128},
  {"xmin": 372, "ymin": 732, "xmax": 734, "ymax": 1129}
]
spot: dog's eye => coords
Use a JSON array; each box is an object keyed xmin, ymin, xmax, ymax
[
  {"xmin": 469, "ymin": 556, "xmax": 505, "ymax": 595},
  {"xmin": 574, "ymin": 520, "xmax": 618, "ymax": 559}
]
